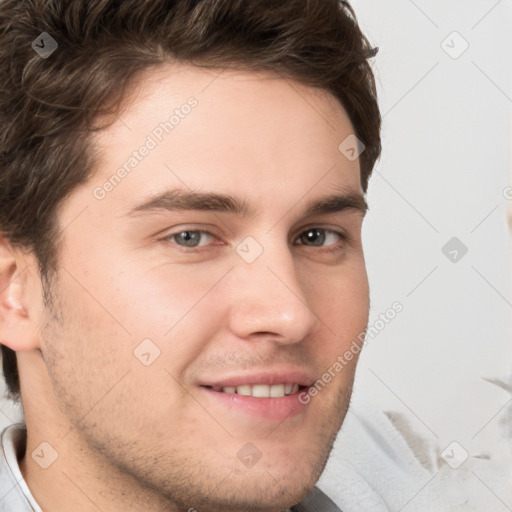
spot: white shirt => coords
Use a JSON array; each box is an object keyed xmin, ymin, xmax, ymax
[{"xmin": 0, "ymin": 423, "xmax": 42, "ymax": 511}]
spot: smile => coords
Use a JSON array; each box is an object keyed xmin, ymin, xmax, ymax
[{"xmin": 203, "ymin": 383, "xmax": 303, "ymax": 398}]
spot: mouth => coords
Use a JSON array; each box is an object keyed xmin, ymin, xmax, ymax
[
  {"xmin": 198, "ymin": 381, "xmax": 312, "ymax": 421},
  {"xmin": 201, "ymin": 383, "xmax": 307, "ymax": 398}
]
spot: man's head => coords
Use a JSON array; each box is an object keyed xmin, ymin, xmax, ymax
[{"xmin": 0, "ymin": 1, "xmax": 380, "ymax": 510}]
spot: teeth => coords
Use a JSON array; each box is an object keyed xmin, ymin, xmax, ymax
[
  {"xmin": 214, "ymin": 384, "xmax": 300, "ymax": 397},
  {"xmin": 237, "ymin": 385, "xmax": 252, "ymax": 396},
  {"xmin": 270, "ymin": 384, "xmax": 285, "ymax": 397},
  {"xmin": 252, "ymin": 384, "xmax": 271, "ymax": 397}
]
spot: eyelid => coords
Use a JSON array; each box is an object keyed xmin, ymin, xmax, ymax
[
  {"xmin": 158, "ymin": 224, "xmax": 221, "ymax": 240},
  {"xmin": 294, "ymin": 227, "xmax": 349, "ymax": 247},
  {"xmin": 162, "ymin": 228, "xmax": 219, "ymax": 247},
  {"xmin": 294, "ymin": 224, "xmax": 349, "ymax": 241}
]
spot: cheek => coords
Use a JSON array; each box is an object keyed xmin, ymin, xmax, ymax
[
  {"xmin": 91, "ymin": 244, "xmax": 231, "ymax": 327},
  {"xmin": 40, "ymin": 273, "xmax": 188, "ymax": 434},
  {"xmin": 39, "ymin": 267, "xmax": 139, "ymax": 421},
  {"xmin": 307, "ymin": 266, "xmax": 369, "ymax": 393},
  {"xmin": 307, "ymin": 258, "xmax": 369, "ymax": 336},
  {"xmin": 50, "ymin": 260, "xmax": 228, "ymax": 401},
  {"xmin": 107, "ymin": 263, "xmax": 230, "ymax": 365}
]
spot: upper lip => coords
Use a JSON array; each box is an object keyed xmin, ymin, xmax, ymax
[{"xmin": 198, "ymin": 368, "xmax": 316, "ymax": 388}]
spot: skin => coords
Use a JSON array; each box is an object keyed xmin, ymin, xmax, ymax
[{"xmin": 0, "ymin": 64, "xmax": 370, "ymax": 512}]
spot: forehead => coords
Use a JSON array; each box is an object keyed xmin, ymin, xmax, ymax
[
  {"xmin": 101, "ymin": 63, "xmax": 350, "ymax": 134},
  {"xmin": 84, "ymin": 63, "xmax": 362, "ymax": 217}
]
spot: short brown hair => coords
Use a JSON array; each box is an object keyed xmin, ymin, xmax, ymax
[{"xmin": 0, "ymin": 0, "xmax": 381, "ymax": 400}]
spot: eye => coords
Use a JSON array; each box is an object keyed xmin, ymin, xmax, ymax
[
  {"xmin": 295, "ymin": 228, "xmax": 346, "ymax": 249},
  {"xmin": 167, "ymin": 230, "xmax": 215, "ymax": 248},
  {"xmin": 161, "ymin": 227, "xmax": 348, "ymax": 252}
]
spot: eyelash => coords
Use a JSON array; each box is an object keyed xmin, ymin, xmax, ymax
[{"xmin": 160, "ymin": 228, "xmax": 349, "ymax": 253}]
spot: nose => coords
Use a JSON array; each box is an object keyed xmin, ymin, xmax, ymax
[{"xmin": 226, "ymin": 240, "xmax": 319, "ymax": 345}]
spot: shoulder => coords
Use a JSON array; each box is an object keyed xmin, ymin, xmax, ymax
[{"xmin": 291, "ymin": 485, "xmax": 342, "ymax": 512}]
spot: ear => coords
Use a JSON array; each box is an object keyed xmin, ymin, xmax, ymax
[{"xmin": 0, "ymin": 235, "xmax": 41, "ymax": 351}]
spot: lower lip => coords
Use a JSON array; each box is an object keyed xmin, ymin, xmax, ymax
[{"xmin": 198, "ymin": 387, "xmax": 309, "ymax": 421}]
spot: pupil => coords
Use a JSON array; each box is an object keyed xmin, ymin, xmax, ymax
[
  {"xmin": 304, "ymin": 229, "xmax": 324, "ymax": 246},
  {"xmin": 179, "ymin": 231, "xmax": 199, "ymax": 247}
]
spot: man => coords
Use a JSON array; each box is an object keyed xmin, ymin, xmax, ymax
[{"xmin": 0, "ymin": 0, "xmax": 381, "ymax": 510}]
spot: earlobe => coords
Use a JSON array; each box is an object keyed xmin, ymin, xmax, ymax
[{"xmin": 0, "ymin": 236, "xmax": 40, "ymax": 351}]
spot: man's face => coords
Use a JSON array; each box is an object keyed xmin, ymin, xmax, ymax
[{"xmin": 39, "ymin": 64, "xmax": 369, "ymax": 510}]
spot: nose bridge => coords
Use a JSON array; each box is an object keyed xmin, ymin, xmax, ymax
[{"xmin": 227, "ymin": 235, "xmax": 318, "ymax": 343}]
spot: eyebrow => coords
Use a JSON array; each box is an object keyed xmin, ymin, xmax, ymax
[{"xmin": 127, "ymin": 188, "xmax": 368, "ymax": 219}]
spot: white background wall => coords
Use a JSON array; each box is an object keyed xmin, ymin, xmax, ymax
[
  {"xmin": 355, "ymin": 0, "xmax": 511, "ymax": 445},
  {"xmin": 1, "ymin": 1, "xmax": 511, "ymax": 511},
  {"xmin": 319, "ymin": 1, "xmax": 512, "ymax": 511}
]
